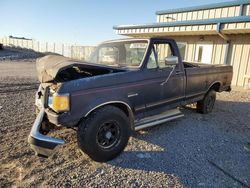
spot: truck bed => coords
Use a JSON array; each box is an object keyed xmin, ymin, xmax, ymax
[{"xmin": 183, "ymin": 61, "xmax": 233, "ymax": 99}]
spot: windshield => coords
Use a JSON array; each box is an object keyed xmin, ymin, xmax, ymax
[{"xmin": 88, "ymin": 40, "xmax": 148, "ymax": 68}]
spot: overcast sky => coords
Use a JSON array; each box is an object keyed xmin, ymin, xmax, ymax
[{"xmin": 0, "ymin": 0, "xmax": 229, "ymax": 45}]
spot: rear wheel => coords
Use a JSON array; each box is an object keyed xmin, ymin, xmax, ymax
[
  {"xmin": 197, "ymin": 90, "xmax": 216, "ymax": 114},
  {"xmin": 77, "ymin": 105, "xmax": 131, "ymax": 162}
]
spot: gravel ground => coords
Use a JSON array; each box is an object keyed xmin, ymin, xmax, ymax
[{"xmin": 0, "ymin": 60, "xmax": 249, "ymax": 187}]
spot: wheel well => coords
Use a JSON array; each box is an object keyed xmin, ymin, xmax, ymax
[
  {"xmin": 209, "ymin": 82, "xmax": 221, "ymax": 92},
  {"xmin": 112, "ymin": 103, "xmax": 130, "ymax": 117},
  {"xmin": 85, "ymin": 102, "xmax": 134, "ymax": 129}
]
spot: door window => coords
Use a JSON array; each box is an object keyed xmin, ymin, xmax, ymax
[
  {"xmin": 147, "ymin": 49, "xmax": 158, "ymax": 69},
  {"xmin": 154, "ymin": 43, "xmax": 173, "ymax": 69},
  {"xmin": 195, "ymin": 43, "xmax": 213, "ymax": 64}
]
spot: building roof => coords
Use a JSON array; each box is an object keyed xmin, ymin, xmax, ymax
[
  {"xmin": 113, "ymin": 16, "xmax": 250, "ymax": 30},
  {"xmin": 156, "ymin": 0, "xmax": 250, "ymax": 15},
  {"xmin": 114, "ymin": 0, "xmax": 250, "ymax": 37}
]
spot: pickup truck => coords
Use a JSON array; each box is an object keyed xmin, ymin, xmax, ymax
[{"xmin": 28, "ymin": 38, "xmax": 233, "ymax": 162}]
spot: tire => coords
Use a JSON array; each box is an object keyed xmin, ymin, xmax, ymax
[
  {"xmin": 77, "ymin": 105, "xmax": 131, "ymax": 162},
  {"xmin": 197, "ymin": 90, "xmax": 216, "ymax": 114}
]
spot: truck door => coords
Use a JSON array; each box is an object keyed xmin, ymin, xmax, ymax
[{"xmin": 144, "ymin": 41, "xmax": 185, "ymax": 116}]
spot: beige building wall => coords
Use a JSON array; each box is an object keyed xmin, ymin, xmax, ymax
[
  {"xmin": 243, "ymin": 4, "xmax": 250, "ymax": 16},
  {"xmin": 227, "ymin": 34, "xmax": 250, "ymax": 87},
  {"xmin": 157, "ymin": 3, "xmax": 250, "ymax": 23},
  {"xmin": 170, "ymin": 34, "xmax": 250, "ymax": 87}
]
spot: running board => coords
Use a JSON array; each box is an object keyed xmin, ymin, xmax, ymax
[{"xmin": 134, "ymin": 108, "xmax": 184, "ymax": 131}]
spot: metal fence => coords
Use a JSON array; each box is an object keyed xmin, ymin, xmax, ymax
[{"xmin": 0, "ymin": 37, "xmax": 96, "ymax": 60}]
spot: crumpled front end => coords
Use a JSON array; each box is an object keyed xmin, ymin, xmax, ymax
[
  {"xmin": 36, "ymin": 55, "xmax": 72, "ymax": 83},
  {"xmin": 28, "ymin": 109, "xmax": 65, "ymax": 157}
]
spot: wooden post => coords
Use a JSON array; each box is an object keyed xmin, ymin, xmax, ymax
[
  {"xmin": 70, "ymin": 45, "xmax": 73, "ymax": 58},
  {"xmin": 62, "ymin": 44, "xmax": 64, "ymax": 55},
  {"xmin": 37, "ymin": 41, "xmax": 40, "ymax": 52}
]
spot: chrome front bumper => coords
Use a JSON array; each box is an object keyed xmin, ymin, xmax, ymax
[{"xmin": 28, "ymin": 109, "xmax": 65, "ymax": 157}]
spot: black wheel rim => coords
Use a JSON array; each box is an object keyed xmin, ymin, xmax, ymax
[
  {"xmin": 206, "ymin": 96, "xmax": 215, "ymax": 112},
  {"xmin": 96, "ymin": 120, "xmax": 120, "ymax": 149}
]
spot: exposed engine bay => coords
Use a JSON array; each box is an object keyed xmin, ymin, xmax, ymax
[{"xmin": 36, "ymin": 55, "xmax": 125, "ymax": 83}]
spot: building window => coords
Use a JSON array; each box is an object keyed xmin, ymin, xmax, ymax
[
  {"xmin": 197, "ymin": 46, "xmax": 203, "ymax": 62},
  {"xmin": 177, "ymin": 42, "xmax": 187, "ymax": 60},
  {"xmin": 195, "ymin": 43, "xmax": 213, "ymax": 64}
]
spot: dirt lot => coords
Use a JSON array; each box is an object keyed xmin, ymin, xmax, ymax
[{"xmin": 0, "ymin": 60, "xmax": 250, "ymax": 187}]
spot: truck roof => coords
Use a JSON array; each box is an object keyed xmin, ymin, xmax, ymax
[{"xmin": 100, "ymin": 37, "xmax": 174, "ymax": 44}]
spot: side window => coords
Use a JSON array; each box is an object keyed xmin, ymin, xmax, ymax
[
  {"xmin": 147, "ymin": 49, "xmax": 157, "ymax": 69},
  {"xmin": 154, "ymin": 43, "xmax": 173, "ymax": 69}
]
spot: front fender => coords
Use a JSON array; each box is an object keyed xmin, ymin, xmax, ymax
[{"xmin": 69, "ymin": 91, "xmax": 135, "ymax": 127}]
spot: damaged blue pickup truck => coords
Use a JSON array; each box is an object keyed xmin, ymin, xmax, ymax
[{"xmin": 28, "ymin": 38, "xmax": 233, "ymax": 162}]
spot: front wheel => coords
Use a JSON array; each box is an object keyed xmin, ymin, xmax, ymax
[
  {"xmin": 77, "ymin": 105, "xmax": 131, "ymax": 162},
  {"xmin": 197, "ymin": 90, "xmax": 216, "ymax": 114}
]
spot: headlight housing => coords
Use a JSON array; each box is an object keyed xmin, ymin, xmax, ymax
[{"xmin": 48, "ymin": 93, "xmax": 70, "ymax": 113}]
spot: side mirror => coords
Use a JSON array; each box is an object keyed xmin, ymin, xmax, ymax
[{"xmin": 165, "ymin": 56, "xmax": 179, "ymax": 66}]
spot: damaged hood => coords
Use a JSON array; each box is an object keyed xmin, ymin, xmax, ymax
[
  {"xmin": 36, "ymin": 55, "xmax": 127, "ymax": 83},
  {"xmin": 36, "ymin": 55, "xmax": 85, "ymax": 83}
]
